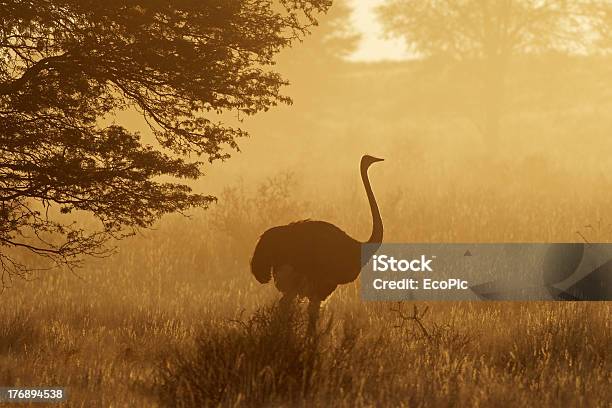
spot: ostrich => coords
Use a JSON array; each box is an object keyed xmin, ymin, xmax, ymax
[{"xmin": 250, "ymin": 155, "xmax": 384, "ymax": 330}]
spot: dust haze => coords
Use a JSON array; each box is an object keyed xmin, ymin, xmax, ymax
[{"xmin": 2, "ymin": 1, "xmax": 611, "ymax": 407}]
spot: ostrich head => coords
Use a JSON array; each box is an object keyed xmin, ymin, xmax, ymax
[{"xmin": 361, "ymin": 155, "xmax": 384, "ymax": 168}]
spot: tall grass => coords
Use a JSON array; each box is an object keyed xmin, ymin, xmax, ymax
[{"xmin": 0, "ymin": 160, "xmax": 611, "ymax": 407}]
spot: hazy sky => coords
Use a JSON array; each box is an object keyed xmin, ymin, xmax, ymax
[{"xmin": 348, "ymin": 0, "xmax": 411, "ymax": 61}]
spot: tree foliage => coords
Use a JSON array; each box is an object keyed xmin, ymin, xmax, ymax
[
  {"xmin": 0, "ymin": 0, "xmax": 331, "ymax": 283},
  {"xmin": 378, "ymin": 1, "xmax": 607, "ymax": 59},
  {"xmin": 377, "ymin": 1, "xmax": 610, "ymax": 142},
  {"xmin": 290, "ymin": 0, "xmax": 359, "ymax": 61}
]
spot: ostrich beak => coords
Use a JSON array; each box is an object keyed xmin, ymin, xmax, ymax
[{"xmin": 372, "ymin": 157, "xmax": 384, "ymax": 162}]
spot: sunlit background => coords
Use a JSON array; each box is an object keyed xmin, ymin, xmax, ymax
[
  {"xmin": 349, "ymin": 0, "xmax": 412, "ymax": 61},
  {"xmin": 4, "ymin": 2, "xmax": 612, "ymax": 406},
  {"xmin": 109, "ymin": 1, "xmax": 612, "ymax": 243}
]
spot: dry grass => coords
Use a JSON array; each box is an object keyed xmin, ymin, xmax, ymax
[
  {"xmin": 3, "ymin": 55, "xmax": 612, "ymax": 405},
  {"xmin": 1, "ymin": 166, "xmax": 611, "ymax": 407}
]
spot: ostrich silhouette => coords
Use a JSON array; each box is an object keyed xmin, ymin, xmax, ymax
[{"xmin": 250, "ymin": 155, "xmax": 384, "ymax": 330}]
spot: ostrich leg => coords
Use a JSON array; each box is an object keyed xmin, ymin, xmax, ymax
[
  {"xmin": 307, "ymin": 298, "xmax": 321, "ymax": 334},
  {"xmin": 279, "ymin": 292, "xmax": 296, "ymax": 313}
]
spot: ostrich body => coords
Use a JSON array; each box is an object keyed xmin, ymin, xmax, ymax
[{"xmin": 250, "ymin": 155, "xmax": 384, "ymax": 328}]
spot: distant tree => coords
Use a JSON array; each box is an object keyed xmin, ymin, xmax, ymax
[
  {"xmin": 0, "ymin": 0, "xmax": 331, "ymax": 283},
  {"xmin": 271, "ymin": 0, "xmax": 358, "ymax": 136},
  {"xmin": 291, "ymin": 0, "xmax": 359, "ymax": 61},
  {"xmin": 378, "ymin": 0, "xmax": 598, "ymax": 145},
  {"xmin": 587, "ymin": 1, "xmax": 612, "ymax": 51}
]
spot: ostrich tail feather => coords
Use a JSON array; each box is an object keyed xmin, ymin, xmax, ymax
[{"xmin": 250, "ymin": 229, "xmax": 278, "ymax": 284}]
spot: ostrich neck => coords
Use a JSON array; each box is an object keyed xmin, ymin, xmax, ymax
[{"xmin": 361, "ymin": 163, "xmax": 383, "ymax": 244}]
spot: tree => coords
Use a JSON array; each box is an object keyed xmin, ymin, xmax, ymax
[
  {"xmin": 0, "ymin": 0, "xmax": 331, "ymax": 284},
  {"xmin": 586, "ymin": 1, "xmax": 612, "ymax": 51},
  {"xmin": 274, "ymin": 0, "xmax": 359, "ymax": 116},
  {"xmin": 280, "ymin": 0, "xmax": 359, "ymax": 66},
  {"xmin": 378, "ymin": 0, "xmax": 598, "ymax": 145}
]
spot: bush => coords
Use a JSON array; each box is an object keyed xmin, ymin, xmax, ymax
[{"xmin": 156, "ymin": 302, "xmax": 326, "ymax": 407}]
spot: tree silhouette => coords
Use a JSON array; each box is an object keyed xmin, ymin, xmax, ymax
[
  {"xmin": 0, "ymin": 0, "xmax": 331, "ymax": 283},
  {"xmin": 281, "ymin": 0, "xmax": 359, "ymax": 65},
  {"xmin": 378, "ymin": 0, "xmax": 599, "ymax": 145}
]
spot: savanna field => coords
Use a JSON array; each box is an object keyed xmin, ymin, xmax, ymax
[
  {"xmin": 4, "ymin": 0, "xmax": 612, "ymax": 405},
  {"xmin": 2, "ymin": 55, "xmax": 612, "ymax": 406},
  {"xmin": 1, "ymin": 166, "xmax": 611, "ymax": 407}
]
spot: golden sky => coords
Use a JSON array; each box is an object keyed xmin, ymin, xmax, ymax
[{"xmin": 348, "ymin": 0, "xmax": 411, "ymax": 61}]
